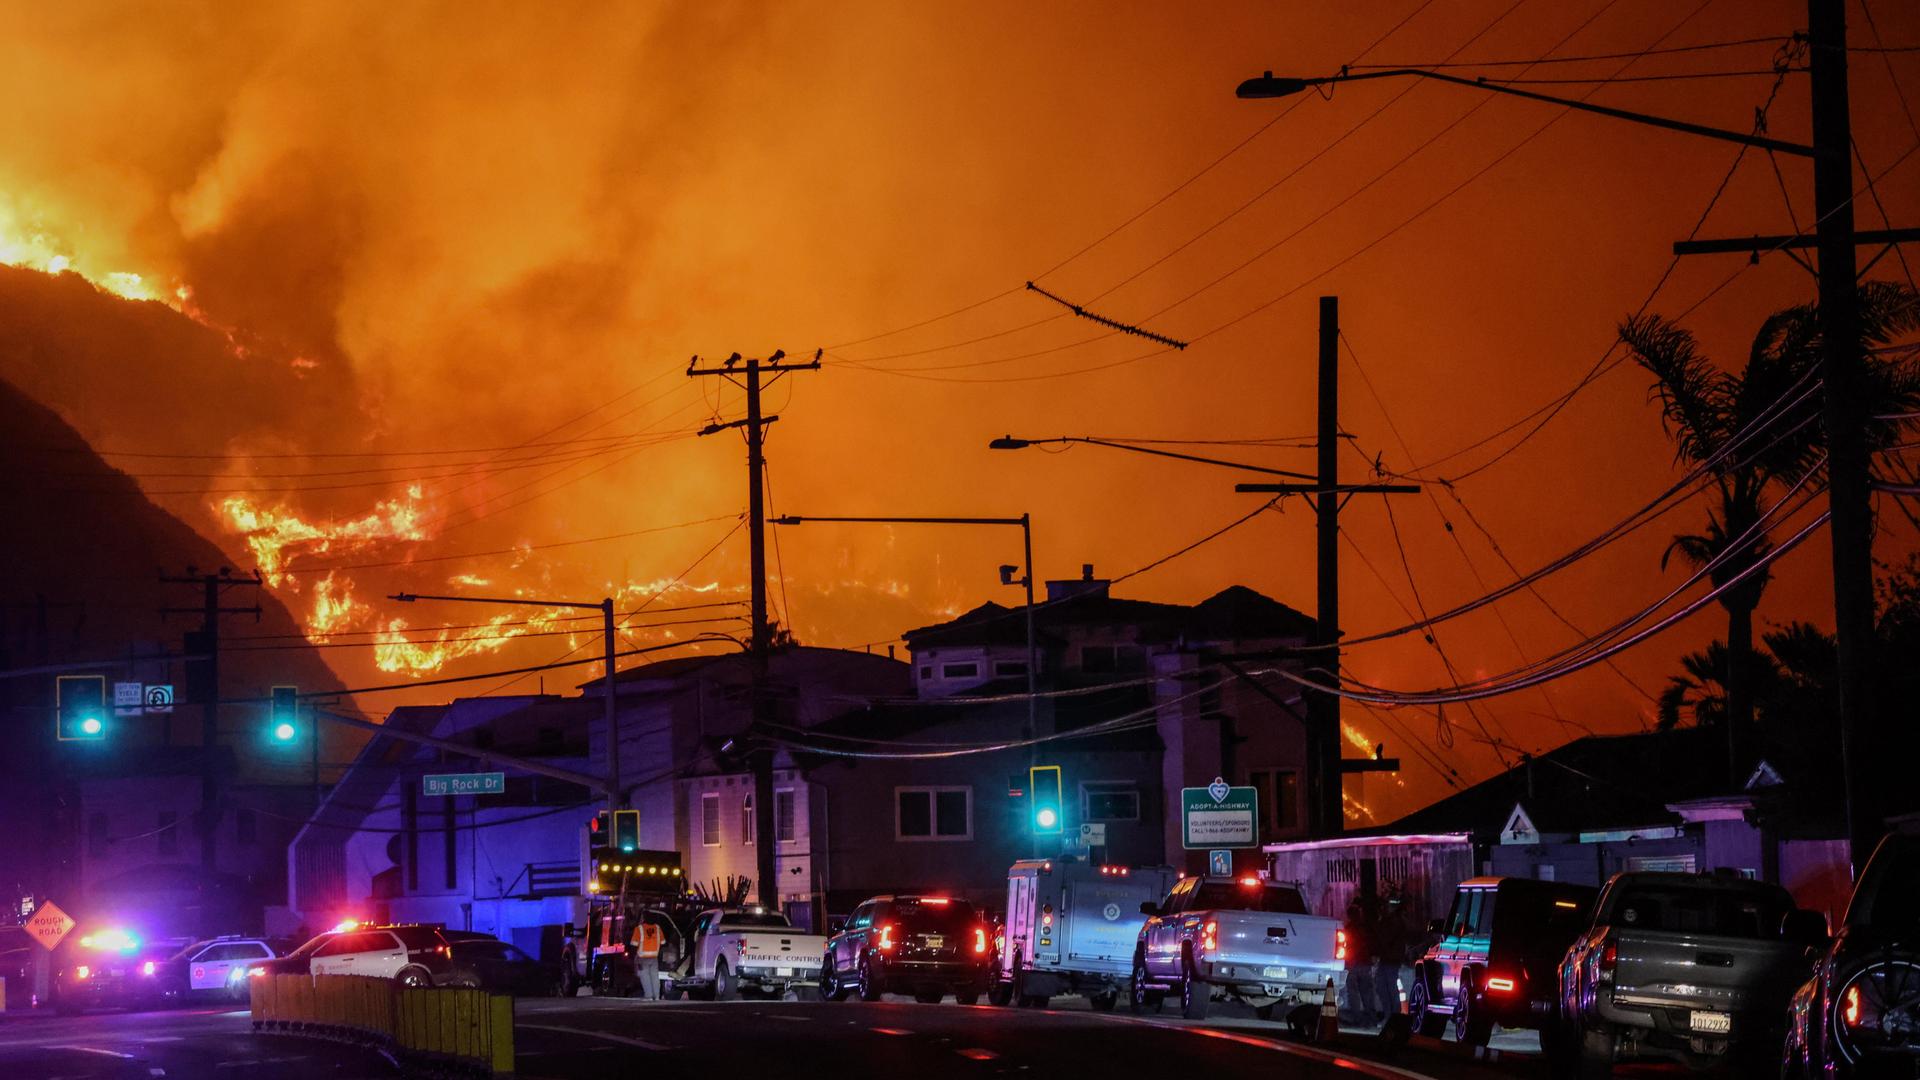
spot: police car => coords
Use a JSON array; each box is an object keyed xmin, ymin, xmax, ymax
[{"xmin": 152, "ymin": 935, "xmax": 277, "ymax": 1003}]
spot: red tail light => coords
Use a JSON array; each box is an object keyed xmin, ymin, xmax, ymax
[
  {"xmin": 1485, "ymin": 976, "xmax": 1516, "ymax": 993},
  {"xmin": 1335, "ymin": 928, "xmax": 1349, "ymax": 961},
  {"xmin": 1599, "ymin": 938, "xmax": 1617, "ymax": 975},
  {"xmin": 973, "ymin": 927, "xmax": 987, "ymax": 954},
  {"xmin": 877, "ymin": 924, "xmax": 896, "ymax": 952},
  {"xmin": 1201, "ymin": 920, "xmax": 1219, "ymax": 956},
  {"xmin": 1844, "ymin": 985, "xmax": 1862, "ymax": 1027}
]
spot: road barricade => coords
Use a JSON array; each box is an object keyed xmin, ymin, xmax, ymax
[{"xmin": 250, "ymin": 974, "xmax": 513, "ymax": 1077}]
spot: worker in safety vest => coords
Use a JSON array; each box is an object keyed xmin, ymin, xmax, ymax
[{"xmin": 629, "ymin": 918, "xmax": 663, "ymax": 1000}]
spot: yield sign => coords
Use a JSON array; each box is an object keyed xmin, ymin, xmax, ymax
[{"xmin": 25, "ymin": 900, "xmax": 76, "ymax": 950}]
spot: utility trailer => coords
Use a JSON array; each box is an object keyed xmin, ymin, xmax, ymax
[{"xmin": 991, "ymin": 857, "xmax": 1177, "ymax": 1009}]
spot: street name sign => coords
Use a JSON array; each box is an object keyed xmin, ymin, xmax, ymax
[
  {"xmin": 1181, "ymin": 776, "xmax": 1259, "ymax": 849},
  {"xmin": 423, "ymin": 772, "xmax": 506, "ymax": 797},
  {"xmin": 1079, "ymin": 822, "xmax": 1107, "ymax": 847},
  {"xmin": 25, "ymin": 900, "xmax": 75, "ymax": 950}
]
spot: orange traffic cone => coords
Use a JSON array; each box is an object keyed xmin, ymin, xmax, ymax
[{"xmin": 1316, "ymin": 977, "xmax": 1339, "ymax": 1041}]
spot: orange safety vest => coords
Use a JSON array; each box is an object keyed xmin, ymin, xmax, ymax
[{"xmin": 630, "ymin": 922, "xmax": 662, "ymax": 959}]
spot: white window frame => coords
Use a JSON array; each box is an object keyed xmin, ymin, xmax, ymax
[
  {"xmin": 742, "ymin": 793, "xmax": 755, "ymax": 847},
  {"xmin": 1081, "ymin": 782, "xmax": 1141, "ymax": 822},
  {"xmin": 894, "ymin": 785, "xmax": 973, "ymax": 842},
  {"xmin": 700, "ymin": 792, "xmax": 721, "ymax": 847},
  {"xmin": 775, "ymin": 788, "xmax": 797, "ymax": 844}
]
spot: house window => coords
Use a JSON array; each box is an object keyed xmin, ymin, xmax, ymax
[
  {"xmin": 157, "ymin": 811, "xmax": 178, "ymax": 857},
  {"xmin": 88, "ymin": 813, "xmax": 108, "ymax": 857},
  {"xmin": 742, "ymin": 794, "xmax": 755, "ymax": 846},
  {"xmin": 941, "ymin": 662, "xmax": 978, "ymax": 679},
  {"xmin": 1083, "ymin": 783, "xmax": 1140, "ymax": 822},
  {"xmin": 701, "ymin": 793, "xmax": 721, "ymax": 847},
  {"xmin": 236, "ymin": 809, "xmax": 257, "ymax": 845},
  {"xmin": 1249, "ymin": 769, "xmax": 1300, "ymax": 834},
  {"xmin": 896, "ymin": 786, "xmax": 972, "ymax": 841},
  {"xmin": 994, "ymin": 661, "xmax": 1028, "ymax": 677},
  {"xmin": 775, "ymin": 789, "xmax": 797, "ymax": 843}
]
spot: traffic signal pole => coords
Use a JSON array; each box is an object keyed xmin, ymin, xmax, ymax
[{"xmin": 160, "ymin": 568, "xmax": 261, "ymax": 875}]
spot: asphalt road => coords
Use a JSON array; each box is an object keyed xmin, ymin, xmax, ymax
[{"xmin": 0, "ymin": 994, "xmax": 1700, "ymax": 1079}]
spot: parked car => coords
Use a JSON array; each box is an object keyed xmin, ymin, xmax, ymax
[
  {"xmin": 670, "ymin": 908, "xmax": 826, "ymax": 1000},
  {"xmin": 1408, "ymin": 876, "xmax": 1598, "ymax": 1046},
  {"xmin": 1133, "ymin": 874, "xmax": 1347, "ymax": 1021},
  {"xmin": 52, "ymin": 930, "xmax": 187, "ymax": 1014},
  {"xmin": 1557, "ymin": 871, "xmax": 1825, "ymax": 1075},
  {"xmin": 992, "ymin": 858, "xmax": 1177, "ymax": 1010},
  {"xmin": 1783, "ymin": 832, "xmax": 1920, "ymax": 1078},
  {"xmin": 823, "ymin": 896, "xmax": 994, "ymax": 1004},
  {"xmin": 250, "ymin": 923, "xmax": 455, "ymax": 987},
  {"xmin": 152, "ymin": 936, "xmax": 277, "ymax": 1003},
  {"xmin": 443, "ymin": 939, "xmax": 562, "ymax": 996}
]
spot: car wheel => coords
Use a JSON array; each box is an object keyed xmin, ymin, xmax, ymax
[
  {"xmin": 1130, "ymin": 956, "xmax": 1163, "ymax": 1014},
  {"xmin": 857, "ymin": 954, "xmax": 883, "ymax": 1002},
  {"xmin": 1453, "ymin": 974, "xmax": 1492, "ymax": 1046},
  {"xmin": 1179, "ymin": 947, "xmax": 1210, "ymax": 1021},
  {"xmin": 559, "ymin": 954, "xmax": 580, "ymax": 997},
  {"xmin": 1408, "ymin": 969, "xmax": 1448, "ymax": 1038},
  {"xmin": 955, "ymin": 990, "xmax": 981, "ymax": 1006},
  {"xmin": 714, "ymin": 958, "xmax": 737, "ymax": 1001},
  {"xmin": 397, "ymin": 966, "xmax": 432, "ymax": 989},
  {"xmin": 821, "ymin": 956, "xmax": 847, "ymax": 1002},
  {"xmin": 986, "ymin": 980, "xmax": 1013, "ymax": 1007},
  {"xmin": 1577, "ymin": 1021, "xmax": 1617, "ymax": 1079},
  {"xmin": 914, "ymin": 989, "xmax": 944, "ymax": 1004},
  {"xmin": 1089, "ymin": 991, "xmax": 1118, "ymax": 1012}
]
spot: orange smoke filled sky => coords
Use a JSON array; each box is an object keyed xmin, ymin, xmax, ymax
[{"xmin": 2, "ymin": 0, "xmax": 1916, "ymax": 821}]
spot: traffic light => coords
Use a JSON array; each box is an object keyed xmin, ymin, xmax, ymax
[
  {"xmin": 613, "ymin": 809, "xmax": 640, "ymax": 853},
  {"xmin": 1029, "ymin": 765, "xmax": 1063, "ymax": 835},
  {"xmin": 56, "ymin": 675, "xmax": 107, "ymax": 741},
  {"xmin": 269, "ymin": 686, "xmax": 298, "ymax": 744}
]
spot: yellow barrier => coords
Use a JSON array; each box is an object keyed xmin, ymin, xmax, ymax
[{"xmin": 250, "ymin": 974, "xmax": 514, "ymax": 1076}]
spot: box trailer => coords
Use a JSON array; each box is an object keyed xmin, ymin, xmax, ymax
[{"xmin": 990, "ymin": 857, "xmax": 1176, "ymax": 1009}]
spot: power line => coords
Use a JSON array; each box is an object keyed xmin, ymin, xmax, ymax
[{"xmin": 1350, "ymin": 35, "xmax": 1792, "ymax": 69}]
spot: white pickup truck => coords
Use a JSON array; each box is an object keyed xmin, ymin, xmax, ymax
[
  {"xmin": 670, "ymin": 908, "xmax": 827, "ymax": 1000},
  {"xmin": 1133, "ymin": 875, "xmax": 1348, "ymax": 1019}
]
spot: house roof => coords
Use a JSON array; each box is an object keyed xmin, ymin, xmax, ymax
[
  {"xmin": 1379, "ymin": 727, "xmax": 1743, "ymax": 840},
  {"xmin": 577, "ymin": 644, "xmax": 910, "ymax": 690},
  {"xmin": 902, "ymin": 585, "xmax": 1316, "ymax": 650}
]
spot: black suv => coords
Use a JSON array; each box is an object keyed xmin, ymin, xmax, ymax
[
  {"xmin": 823, "ymin": 896, "xmax": 993, "ymax": 1004},
  {"xmin": 1784, "ymin": 833, "xmax": 1916, "ymax": 1078},
  {"xmin": 1409, "ymin": 876, "xmax": 1598, "ymax": 1046}
]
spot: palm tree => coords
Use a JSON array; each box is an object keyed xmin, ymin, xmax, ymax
[{"xmin": 1621, "ymin": 281, "xmax": 1920, "ymax": 782}]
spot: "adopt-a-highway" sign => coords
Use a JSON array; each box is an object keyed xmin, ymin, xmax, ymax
[{"xmin": 1181, "ymin": 776, "xmax": 1259, "ymax": 849}]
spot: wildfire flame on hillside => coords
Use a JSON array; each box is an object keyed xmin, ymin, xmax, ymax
[
  {"xmin": 220, "ymin": 485, "xmax": 429, "ymax": 584},
  {"xmin": 1, "ymin": 200, "xmax": 169, "ymax": 303}
]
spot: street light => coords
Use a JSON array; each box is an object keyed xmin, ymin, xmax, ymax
[
  {"xmin": 1241, "ymin": 8, "xmax": 1887, "ymax": 871},
  {"xmin": 390, "ymin": 590, "xmax": 627, "ymax": 820},
  {"xmin": 991, "ymin": 434, "xmax": 1316, "ymax": 478}
]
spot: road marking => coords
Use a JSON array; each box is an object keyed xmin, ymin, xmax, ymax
[
  {"xmin": 50, "ymin": 1046, "xmax": 136, "ymax": 1059},
  {"xmin": 870, "ymin": 1026, "xmax": 913, "ymax": 1036},
  {"xmin": 517, "ymin": 1023, "xmax": 672, "ymax": 1051},
  {"xmin": 150, "ymin": 1070, "xmax": 167, "ymax": 1078},
  {"xmin": 1091, "ymin": 1016, "xmax": 1437, "ymax": 1080},
  {"xmin": 143, "ymin": 1036, "xmax": 183, "ymax": 1042},
  {"xmin": 956, "ymin": 1047, "xmax": 999, "ymax": 1060}
]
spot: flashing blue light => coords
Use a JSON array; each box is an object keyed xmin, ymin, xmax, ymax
[{"xmin": 79, "ymin": 716, "xmax": 102, "ymax": 736}]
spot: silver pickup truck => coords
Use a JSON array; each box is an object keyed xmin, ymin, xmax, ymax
[
  {"xmin": 1556, "ymin": 871, "xmax": 1826, "ymax": 1075},
  {"xmin": 1133, "ymin": 874, "xmax": 1346, "ymax": 1020}
]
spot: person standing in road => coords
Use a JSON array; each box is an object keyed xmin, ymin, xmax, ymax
[
  {"xmin": 1371, "ymin": 890, "xmax": 1411, "ymax": 1028},
  {"xmin": 630, "ymin": 918, "xmax": 662, "ymax": 1000},
  {"xmin": 1342, "ymin": 898, "xmax": 1378, "ymax": 1026}
]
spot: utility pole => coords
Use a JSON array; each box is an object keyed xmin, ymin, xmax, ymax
[
  {"xmin": 160, "ymin": 567, "xmax": 261, "ymax": 874},
  {"xmin": 1238, "ymin": 298, "xmax": 1417, "ymax": 838},
  {"xmin": 689, "ymin": 349, "xmax": 821, "ymax": 911}
]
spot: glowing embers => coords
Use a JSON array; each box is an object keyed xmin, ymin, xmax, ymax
[{"xmin": 220, "ymin": 485, "xmax": 430, "ymax": 584}]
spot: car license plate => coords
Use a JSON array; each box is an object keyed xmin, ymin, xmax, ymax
[
  {"xmin": 1690, "ymin": 1011, "xmax": 1732, "ymax": 1034},
  {"xmin": 925, "ymin": 936, "xmax": 944, "ymax": 949},
  {"xmin": 1262, "ymin": 966, "xmax": 1290, "ymax": 980},
  {"xmin": 777, "ymin": 967, "xmax": 793, "ymax": 977}
]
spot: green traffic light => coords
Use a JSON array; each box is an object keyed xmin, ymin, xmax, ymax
[
  {"xmin": 272, "ymin": 722, "xmax": 297, "ymax": 743},
  {"xmin": 80, "ymin": 716, "xmax": 102, "ymax": 736},
  {"xmin": 1035, "ymin": 806, "xmax": 1058, "ymax": 830}
]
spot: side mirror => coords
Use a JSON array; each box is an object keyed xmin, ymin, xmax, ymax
[
  {"xmin": 1427, "ymin": 918, "xmax": 1446, "ymax": 936},
  {"xmin": 1140, "ymin": 901, "xmax": 1161, "ymax": 917},
  {"xmin": 1783, "ymin": 909, "xmax": 1830, "ymax": 949},
  {"xmin": 828, "ymin": 917, "xmax": 848, "ymax": 934}
]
